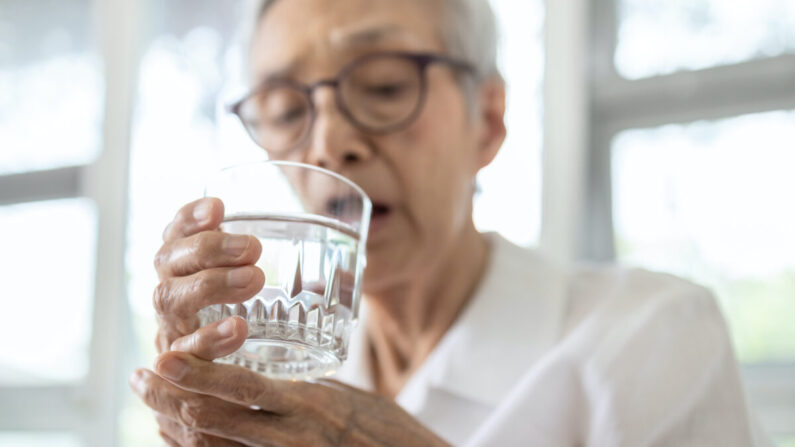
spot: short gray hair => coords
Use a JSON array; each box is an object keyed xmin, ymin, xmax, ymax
[{"xmin": 252, "ymin": 0, "xmax": 501, "ymax": 81}]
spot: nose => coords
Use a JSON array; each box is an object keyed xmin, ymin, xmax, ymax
[{"xmin": 305, "ymin": 87, "xmax": 372, "ymax": 170}]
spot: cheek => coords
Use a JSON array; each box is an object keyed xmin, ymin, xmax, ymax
[{"xmin": 386, "ymin": 99, "xmax": 475, "ymax": 236}]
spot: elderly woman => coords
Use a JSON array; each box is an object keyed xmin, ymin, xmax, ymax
[{"xmin": 130, "ymin": 0, "xmax": 768, "ymax": 445}]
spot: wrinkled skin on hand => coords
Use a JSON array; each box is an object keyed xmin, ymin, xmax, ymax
[
  {"xmin": 131, "ymin": 343, "xmax": 449, "ymax": 447},
  {"xmin": 134, "ymin": 198, "xmax": 450, "ymax": 447},
  {"xmin": 152, "ymin": 197, "xmax": 263, "ymax": 356}
]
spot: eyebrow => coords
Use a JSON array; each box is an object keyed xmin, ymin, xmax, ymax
[
  {"xmin": 255, "ymin": 25, "xmax": 423, "ymax": 84},
  {"xmin": 330, "ymin": 24, "xmax": 419, "ymax": 48}
]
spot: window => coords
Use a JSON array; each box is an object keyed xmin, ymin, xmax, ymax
[
  {"xmin": 0, "ymin": 0, "xmax": 134, "ymax": 444},
  {"xmin": 586, "ymin": 0, "xmax": 795, "ymax": 441},
  {"xmin": 475, "ymin": 0, "xmax": 545, "ymax": 246},
  {"xmin": 0, "ymin": 199, "xmax": 97, "ymax": 384},
  {"xmin": 0, "ymin": 0, "xmax": 103, "ymax": 175},
  {"xmin": 123, "ymin": 2, "xmax": 250, "ymax": 445},
  {"xmin": 0, "ymin": 432, "xmax": 82, "ymax": 447},
  {"xmin": 612, "ymin": 110, "xmax": 795, "ymax": 363},
  {"xmin": 616, "ymin": 0, "xmax": 795, "ymax": 79}
]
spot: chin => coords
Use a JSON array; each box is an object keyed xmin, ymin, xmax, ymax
[{"xmin": 361, "ymin": 263, "xmax": 396, "ymax": 295}]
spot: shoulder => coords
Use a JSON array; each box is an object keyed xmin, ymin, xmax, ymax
[
  {"xmin": 558, "ymin": 264, "xmax": 737, "ymax": 399},
  {"xmin": 480, "ymin": 233, "xmax": 729, "ymax": 357},
  {"xmin": 562, "ymin": 263, "xmax": 723, "ymax": 337},
  {"xmin": 552, "ymin": 267, "xmax": 752, "ymax": 446}
]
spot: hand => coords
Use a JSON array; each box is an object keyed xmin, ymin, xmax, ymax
[
  {"xmin": 130, "ymin": 324, "xmax": 451, "ymax": 447},
  {"xmin": 152, "ymin": 198, "xmax": 264, "ymax": 354}
]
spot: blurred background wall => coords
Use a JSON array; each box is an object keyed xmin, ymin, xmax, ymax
[{"xmin": 0, "ymin": 0, "xmax": 793, "ymax": 445}]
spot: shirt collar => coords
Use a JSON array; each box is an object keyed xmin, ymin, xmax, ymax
[{"xmin": 335, "ymin": 233, "xmax": 568, "ymax": 409}]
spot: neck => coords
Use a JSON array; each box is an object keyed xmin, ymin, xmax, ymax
[{"xmin": 363, "ymin": 223, "xmax": 490, "ymax": 398}]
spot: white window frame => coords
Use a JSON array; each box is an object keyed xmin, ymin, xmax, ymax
[
  {"xmin": 541, "ymin": 0, "xmax": 795, "ymax": 439},
  {"xmin": 0, "ymin": 0, "xmax": 141, "ymax": 445}
]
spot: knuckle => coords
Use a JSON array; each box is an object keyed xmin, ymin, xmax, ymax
[
  {"xmin": 155, "ymin": 330, "xmax": 169, "ymax": 353},
  {"xmin": 228, "ymin": 380, "xmax": 267, "ymax": 406},
  {"xmin": 153, "ymin": 245, "xmax": 171, "ymax": 273},
  {"xmin": 189, "ymin": 232, "xmax": 218, "ymax": 268},
  {"xmin": 153, "ymin": 281, "xmax": 173, "ymax": 316},
  {"xmin": 189, "ymin": 271, "xmax": 215, "ymax": 297},
  {"xmin": 139, "ymin": 376, "xmax": 161, "ymax": 407},
  {"xmin": 173, "ymin": 331, "xmax": 199, "ymax": 353},
  {"xmin": 177, "ymin": 397, "xmax": 209, "ymax": 430},
  {"xmin": 190, "ymin": 233, "xmax": 207, "ymax": 259}
]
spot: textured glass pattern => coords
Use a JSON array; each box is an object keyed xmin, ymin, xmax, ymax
[
  {"xmin": 0, "ymin": 199, "xmax": 97, "ymax": 384},
  {"xmin": 616, "ymin": 0, "xmax": 795, "ymax": 79},
  {"xmin": 198, "ymin": 215, "xmax": 360, "ymax": 379},
  {"xmin": 0, "ymin": 0, "xmax": 103, "ymax": 174},
  {"xmin": 612, "ymin": 110, "xmax": 795, "ymax": 363}
]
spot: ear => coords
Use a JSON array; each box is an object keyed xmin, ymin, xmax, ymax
[{"xmin": 473, "ymin": 77, "xmax": 507, "ymax": 172}]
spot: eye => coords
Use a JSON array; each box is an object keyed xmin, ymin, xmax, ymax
[
  {"xmin": 362, "ymin": 82, "xmax": 410, "ymax": 99},
  {"xmin": 271, "ymin": 105, "xmax": 308, "ymax": 126}
]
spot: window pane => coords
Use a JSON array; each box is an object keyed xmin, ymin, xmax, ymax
[
  {"xmin": 0, "ymin": 199, "xmax": 97, "ymax": 384},
  {"xmin": 616, "ymin": 0, "xmax": 795, "ymax": 79},
  {"xmin": 475, "ymin": 0, "xmax": 544, "ymax": 246},
  {"xmin": 612, "ymin": 111, "xmax": 795, "ymax": 363},
  {"xmin": 124, "ymin": 2, "xmax": 249, "ymax": 446},
  {"xmin": 0, "ymin": 0, "xmax": 103, "ymax": 175},
  {"xmin": 0, "ymin": 432, "xmax": 82, "ymax": 447}
]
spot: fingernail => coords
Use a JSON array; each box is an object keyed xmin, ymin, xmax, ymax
[
  {"xmin": 156, "ymin": 356, "xmax": 189, "ymax": 382},
  {"xmin": 217, "ymin": 318, "xmax": 237, "ymax": 339},
  {"xmin": 193, "ymin": 201, "xmax": 211, "ymax": 224},
  {"xmin": 227, "ymin": 267, "xmax": 253, "ymax": 288},
  {"xmin": 223, "ymin": 235, "xmax": 250, "ymax": 257}
]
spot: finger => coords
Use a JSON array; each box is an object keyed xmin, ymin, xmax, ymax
[
  {"xmin": 157, "ymin": 413, "xmax": 246, "ymax": 447},
  {"xmin": 153, "ymin": 266, "xmax": 265, "ymax": 330},
  {"xmin": 156, "ymin": 326, "xmax": 181, "ymax": 355},
  {"xmin": 155, "ymin": 231, "xmax": 262, "ymax": 279},
  {"xmin": 163, "ymin": 198, "xmax": 224, "ymax": 243},
  {"xmin": 153, "ymin": 352, "xmax": 301, "ymax": 414},
  {"xmin": 131, "ymin": 369, "xmax": 290, "ymax": 446},
  {"xmin": 170, "ymin": 316, "xmax": 248, "ymax": 361}
]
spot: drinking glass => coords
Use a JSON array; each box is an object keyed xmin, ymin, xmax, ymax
[{"xmin": 199, "ymin": 161, "xmax": 371, "ymax": 380}]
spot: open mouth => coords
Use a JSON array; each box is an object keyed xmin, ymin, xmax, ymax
[
  {"xmin": 326, "ymin": 196, "xmax": 390, "ymax": 218},
  {"xmin": 324, "ymin": 196, "xmax": 392, "ymax": 233},
  {"xmin": 371, "ymin": 203, "xmax": 391, "ymax": 219}
]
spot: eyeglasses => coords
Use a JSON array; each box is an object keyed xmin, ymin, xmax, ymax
[{"xmin": 229, "ymin": 51, "xmax": 475, "ymax": 155}]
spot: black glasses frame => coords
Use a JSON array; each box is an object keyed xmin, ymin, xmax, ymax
[{"xmin": 228, "ymin": 51, "xmax": 476, "ymax": 154}]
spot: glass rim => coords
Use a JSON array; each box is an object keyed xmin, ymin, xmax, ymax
[
  {"xmin": 208, "ymin": 160, "xmax": 370, "ymax": 203},
  {"xmin": 205, "ymin": 160, "xmax": 373, "ymax": 241}
]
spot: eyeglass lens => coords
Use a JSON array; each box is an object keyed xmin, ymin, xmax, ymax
[{"xmin": 237, "ymin": 54, "xmax": 424, "ymax": 153}]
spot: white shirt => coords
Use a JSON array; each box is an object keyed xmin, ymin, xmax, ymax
[{"xmin": 334, "ymin": 233, "xmax": 770, "ymax": 447}]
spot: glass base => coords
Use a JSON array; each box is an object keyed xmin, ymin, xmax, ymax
[
  {"xmin": 218, "ymin": 338, "xmax": 341, "ymax": 381},
  {"xmin": 199, "ymin": 302, "xmax": 354, "ymax": 380}
]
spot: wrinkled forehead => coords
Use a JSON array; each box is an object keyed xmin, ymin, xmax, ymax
[{"xmin": 250, "ymin": 0, "xmax": 445, "ymax": 81}]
